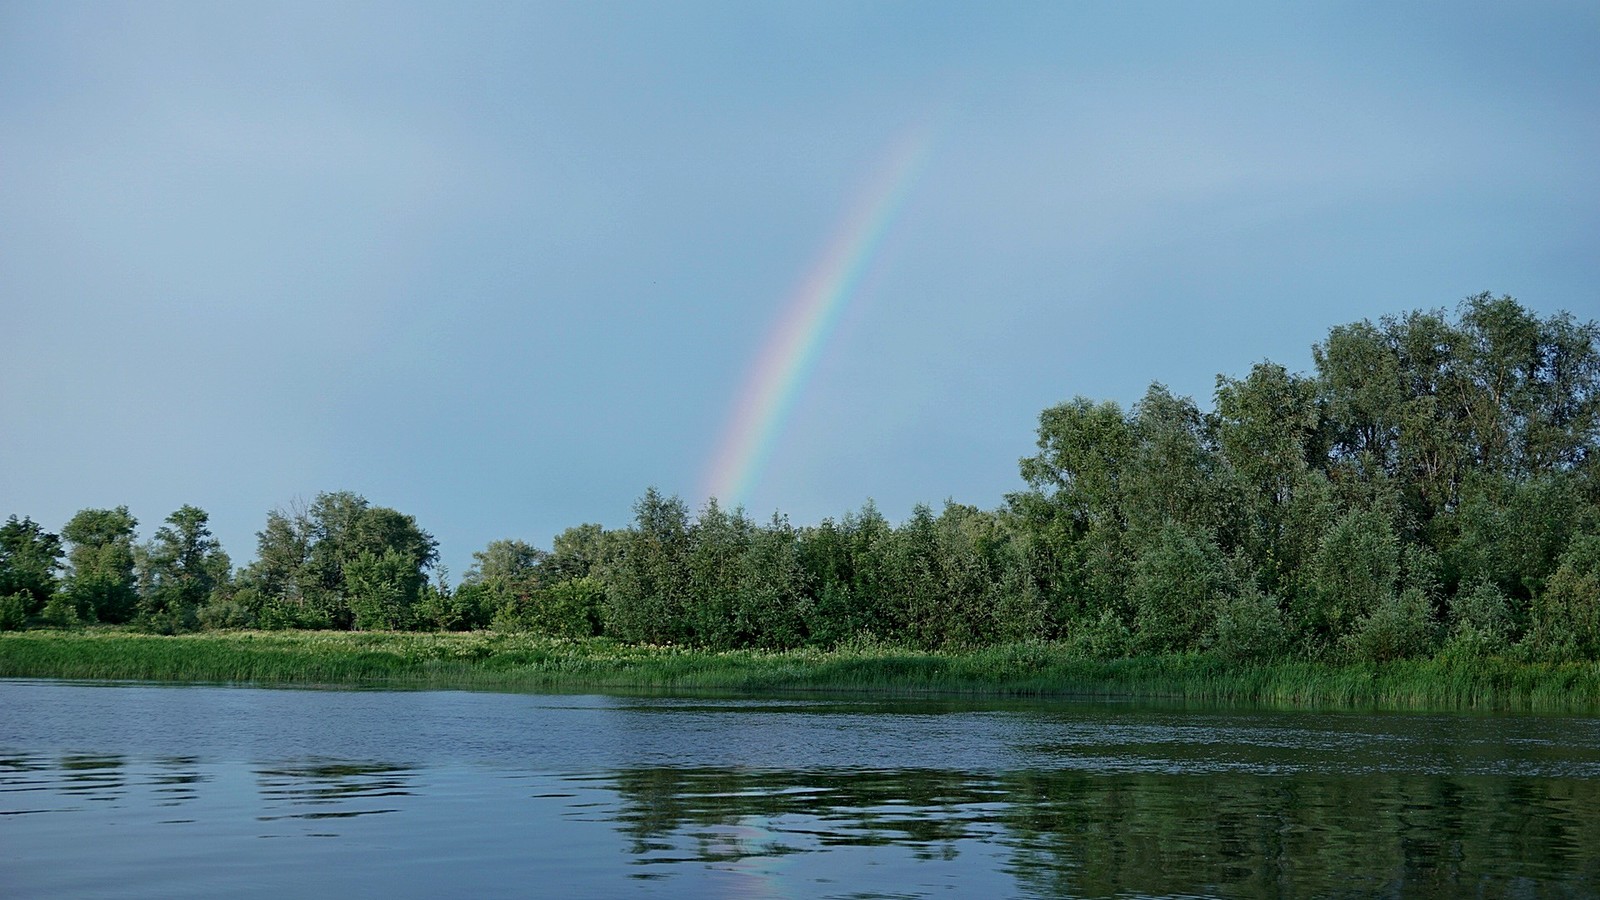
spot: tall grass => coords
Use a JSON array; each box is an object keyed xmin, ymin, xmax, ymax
[{"xmin": 3, "ymin": 629, "xmax": 1599, "ymax": 710}]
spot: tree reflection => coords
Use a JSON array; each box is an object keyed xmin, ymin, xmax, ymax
[{"xmin": 604, "ymin": 766, "xmax": 1600, "ymax": 895}]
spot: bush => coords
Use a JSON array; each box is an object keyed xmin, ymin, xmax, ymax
[
  {"xmin": 0, "ymin": 592, "xmax": 28, "ymax": 631},
  {"xmin": 1345, "ymin": 587, "xmax": 1436, "ymax": 662},
  {"xmin": 1443, "ymin": 579, "xmax": 1514, "ymax": 657},
  {"xmin": 413, "ymin": 582, "xmax": 489, "ymax": 632},
  {"xmin": 1208, "ymin": 588, "xmax": 1290, "ymax": 663},
  {"xmin": 1126, "ymin": 524, "xmax": 1226, "ymax": 654},
  {"xmin": 494, "ymin": 577, "xmax": 605, "ymax": 638},
  {"xmin": 138, "ymin": 606, "xmax": 198, "ymax": 635},
  {"xmin": 1069, "ymin": 608, "xmax": 1134, "ymax": 660},
  {"xmin": 40, "ymin": 593, "xmax": 82, "ymax": 628},
  {"xmin": 345, "ymin": 549, "xmax": 415, "ymax": 630},
  {"xmin": 1522, "ymin": 534, "xmax": 1600, "ymax": 662},
  {"xmin": 1301, "ymin": 505, "xmax": 1399, "ymax": 644},
  {"xmin": 255, "ymin": 597, "xmax": 332, "ymax": 630},
  {"xmin": 198, "ymin": 598, "xmax": 255, "ymax": 630}
]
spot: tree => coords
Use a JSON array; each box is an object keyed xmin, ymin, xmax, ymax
[
  {"xmin": 0, "ymin": 515, "xmax": 64, "ymax": 619},
  {"xmin": 1127, "ymin": 522, "xmax": 1227, "ymax": 654},
  {"xmin": 735, "ymin": 512, "xmax": 809, "ymax": 648},
  {"xmin": 245, "ymin": 492, "xmax": 437, "ymax": 629},
  {"xmin": 462, "ymin": 538, "xmax": 545, "ymax": 632},
  {"xmin": 60, "ymin": 506, "xmax": 139, "ymax": 623},
  {"xmin": 345, "ymin": 548, "xmax": 414, "ymax": 630},
  {"xmin": 684, "ymin": 499, "xmax": 752, "ymax": 648},
  {"xmin": 607, "ymin": 488, "xmax": 692, "ymax": 644},
  {"xmin": 139, "ymin": 505, "xmax": 231, "ymax": 631},
  {"xmin": 1524, "ymin": 534, "xmax": 1600, "ymax": 661}
]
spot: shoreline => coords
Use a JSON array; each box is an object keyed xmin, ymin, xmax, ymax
[{"xmin": 3, "ymin": 629, "xmax": 1599, "ymax": 711}]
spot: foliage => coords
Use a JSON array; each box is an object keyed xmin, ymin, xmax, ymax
[
  {"xmin": 1444, "ymin": 579, "xmax": 1514, "ymax": 658},
  {"xmin": 1524, "ymin": 534, "xmax": 1600, "ymax": 661},
  {"xmin": 0, "ymin": 592, "xmax": 29, "ymax": 631},
  {"xmin": 0, "ymin": 516, "xmax": 63, "ymax": 616},
  {"xmin": 6, "ymin": 295, "xmax": 1598, "ymax": 668},
  {"xmin": 1127, "ymin": 523, "xmax": 1227, "ymax": 654},
  {"xmin": 1208, "ymin": 587, "xmax": 1291, "ymax": 663},
  {"xmin": 60, "ymin": 506, "xmax": 139, "ymax": 624},
  {"xmin": 138, "ymin": 505, "xmax": 230, "ymax": 631},
  {"xmin": 242, "ymin": 492, "xmax": 437, "ymax": 630}
]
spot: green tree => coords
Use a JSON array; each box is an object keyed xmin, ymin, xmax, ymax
[
  {"xmin": 607, "ymin": 488, "xmax": 692, "ymax": 644},
  {"xmin": 0, "ymin": 515, "xmax": 64, "ymax": 619},
  {"xmin": 1013, "ymin": 397, "xmax": 1138, "ymax": 625},
  {"xmin": 245, "ymin": 492, "xmax": 437, "ymax": 629},
  {"xmin": 1523, "ymin": 534, "xmax": 1600, "ymax": 661},
  {"xmin": 139, "ymin": 505, "xmax": 231, "ymax": 632},
  {"xmin": 463, "ymin": 539, "xmax": 546, "ymax": 631},
  {"xmin": 1298, "ymin": 503, "xmax": 1401, "ymax": 655},
  {"xmin": 798, "ymin": 501, "xmax": 897, "ymax": 646},
  {"xmin": 685, "ymin": 500, "xmax": 752, "ymax": 647},
  {"xmin": 345, "ymin": 548, "xmax": 414, "ymax": 630},
  {"xmin": 735, "ymin": 513, "xmax": 809, "ymax": 648},
  {"xmin": 60, "ymin": 506, "xmax": 139, "ymax": 624},
  {"xmin": 1126, "ymin": 522, "xmax": 1227, "ymax": 654}
]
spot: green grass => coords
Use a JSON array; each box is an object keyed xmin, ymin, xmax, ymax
[{"xmin": 3, "ymin": 628, "xmax": 1599, "ymax": 711}]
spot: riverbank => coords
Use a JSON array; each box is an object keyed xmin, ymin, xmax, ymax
[{"xmin": 3, "ymin": 629, "xmax": 1599, "ymax": 710}]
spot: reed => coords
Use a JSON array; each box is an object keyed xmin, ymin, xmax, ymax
[{"xmin": 3, "ymin": 629, "xmax": 1598, "ymax": 711}]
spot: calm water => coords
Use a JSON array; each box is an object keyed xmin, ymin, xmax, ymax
[{"xmin": 4, "ymin": 680, "xmax": 1600, "ymax": 897}]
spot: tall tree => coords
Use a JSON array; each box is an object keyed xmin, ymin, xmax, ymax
[
  {"xmin": 246, "ymin": 492, "xmax": 437, "ymax": 629},
  {"xmin": 0, "ymin": 515, "xmax": 64, "ymax": 618},
  {"xmin": 607, "ymin": 488, "xmax": 692, "ymax": 644},
  {"xmin": 60, "ymin": 506, "xmax": 139, "ymax": 623},
  {"xmin": 140, "ymin": 505, "xmax": 230, "ymax": 630}
]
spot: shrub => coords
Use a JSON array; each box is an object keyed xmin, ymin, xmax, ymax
[
  {"xmin": 40, "ymin": 593, "xmax": 82, "ymax": 628},
  {"xmin": 1300, "ymin": 505, "xmax": 1399, "ymax": 644},
  {"xmin": 1127, "ymin": 523, "xmax": 1226, "ymax": 654},
  {"xmin": 0, "ymin": 592, "xmax": 28, "ymax": 631},
  {"xmin": 1069, "ymin": 608, "xmax": 1134, "ymax": 660},
  {"xmin": 1345, "ymin": 587, "xmax": 1436, "ymax": 662},
  {"xmin": 1443, "ymin": 579, "xmax": 1514, "ymax": 657},
  {"xmin": 1522, "ymin": 534, "xmax": 1600, "ymax": 662},
  {"xmin": 1208, "ymin": 587, "xmax": 1290, "ymax": 663},
  {"xmin": 198, "ymin": 598, "xmax": 255, "ymax": 630}
]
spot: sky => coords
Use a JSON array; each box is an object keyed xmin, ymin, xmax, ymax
[{"xmin": 3, "ymin": 1, "xmax": 1597, "ymax": 579}]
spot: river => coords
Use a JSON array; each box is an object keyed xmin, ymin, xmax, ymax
[{"xmin": 4, "ymin": 679, "xmax": 1599, "ymax": 897}]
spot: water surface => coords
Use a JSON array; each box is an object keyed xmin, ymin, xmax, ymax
[{"xmin": 4, "ymin": 679, "xmax": 1599, "ymax": 897}]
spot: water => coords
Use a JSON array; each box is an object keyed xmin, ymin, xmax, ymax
[{"xmin": 4, "ymin": 680, "xmax": 1600, "ymax": 897}]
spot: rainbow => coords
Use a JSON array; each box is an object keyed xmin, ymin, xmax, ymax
[{"xmin": 701, "ymin": 126, "xmax": 937, "ymax": 507}]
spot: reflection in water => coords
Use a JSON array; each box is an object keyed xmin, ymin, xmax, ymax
[
  {"xmin": 255, "ymin": 761, "xmax": 414, "ymax": 824},
  {"xmin": 57, "ymin": 754, "xmax": 126, "ymax": 804},
  {"xmin": 149, "ymin": 756, "xmax": 206, "ymax": 811},
  {"xmin": 602, "ymin": 766, "xmax": 1600, "ymax": 896},
  {"xmin": 0, "ymin": 753, "xmax": 54, "ymax": 817},
  {"xmin": 5, "ymin": 682, "xmax": 1600, "ymax": 897}
]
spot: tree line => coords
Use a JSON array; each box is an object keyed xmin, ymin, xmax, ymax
[{"xmin": 4, "ymin": 294, "xmax": 1598, "ymax": 662}]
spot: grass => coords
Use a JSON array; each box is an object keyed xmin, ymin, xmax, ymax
[{"xmin": 3, "ymin": 628, "xmax": 1599, "ymax": 711}]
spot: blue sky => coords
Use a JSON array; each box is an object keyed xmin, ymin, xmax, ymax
[{"xmin": 3, "ymin": 1, "xmax": 1597, "ymax": 578}]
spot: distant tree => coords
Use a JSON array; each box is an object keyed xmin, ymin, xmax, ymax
[
  {"xmin": 1127, "ymin": 522, "xmax": 1227, "ymax": 654},
  {"xmin": 546, "ymin": 523, "xmax": 624, "ymax": 583},
  {"xmin": 685, "ymin": 499, "xmax": 751, "ymax": 648},
  {"xmin": 798, "ymin": 501, "xmax": 898, "ymax": 646},
  {"xmin": 345, "ymin": 548, "xmax": 414, "ymax": 630},
  {"xmin": 1524, "ymin": 534, "xmax": 1600, "ymax": 661},
  {"xmin": 735, "ymin": 512, "xmax": 809, "ymax": 649},
  {"xmin": 462, "ymin": 539, "xmax": 545, "ymax": 632},
  {"xmin": 139, "ymin": 505, "xmax": 231, "ymax": 632},
  {"xmin": 60, "ymin": 506, "xmax": 139, "ymax": 624},
  {"xmin": 0, "ymin": 515, "xmax": 64, "ymax": 620},
  {"xmin": 245, "ymin": 492, "xmax": 437, "ymax": 629},
  {"xmin": 607, "ymin": 488, "xmax": 692, "ymax": 644}
]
